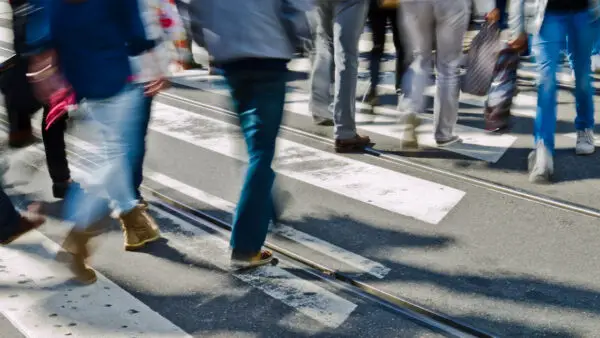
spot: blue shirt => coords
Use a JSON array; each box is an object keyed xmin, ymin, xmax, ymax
[{"xmin": 50, "ymin": 0, "xmax": 155, "ymax": 100}]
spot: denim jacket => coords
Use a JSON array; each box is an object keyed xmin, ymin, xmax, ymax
[
  {"xmin": 188, "ymin": 0, "xmax": 313, "ymax": 64},
  {"xmin": 509, "ymin": 0, "xmax": 600, "ymax": 38}
]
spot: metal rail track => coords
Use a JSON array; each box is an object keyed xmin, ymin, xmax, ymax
[
  {"xmin": 146, "ymin": 187, "xmax": 496, "ymax": 338},
  {"xmin": 159, "ymin": 90, "xmax": 600, "ymax": 221}
]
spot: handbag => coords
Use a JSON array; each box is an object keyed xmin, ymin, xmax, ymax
[{"xmin": 461, "ymin": 22, "xmax": 502, "ymax": 96}]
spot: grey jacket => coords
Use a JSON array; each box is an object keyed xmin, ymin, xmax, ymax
[
  {"xmin": 188, "ymin": 0, "xmax": 313, "ymax": 64},
  {"xmin": 509, "ymin": 0, "xmax": 600, "ymax": 38}
]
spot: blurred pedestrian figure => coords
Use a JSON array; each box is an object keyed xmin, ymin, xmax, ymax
[
  {"xmin": 510, "ymin": 0, "xmax": 599, "ymax": 183},
  {"xmin": 1, "ymin": 0, "xmax": 77, "ymax": 199},
  {"xmin": 131, "ymin": 0, "xmax": 189, "ymax": 204},
  {"xmin": 365, "ymin": 0, "xmax": 408, "ymax": 106},
  {"xmin": 189, "ymin": 0, "xmax": 312, "ymax": 269},
  {"xmin": 47, "ymin": 0, "xmax": 163, "ymax": 284},
  {"xmin": 400, "ymin": 0, "xmax": 495, "ymax": 147},
  {"xmin": 309, "ymin": 0, "xmax": 373, "ymax": 153}
]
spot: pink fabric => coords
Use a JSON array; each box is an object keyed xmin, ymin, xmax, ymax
[{"xmin": 45, "ymin": 88, "xmax": 77, "ymax": 131}]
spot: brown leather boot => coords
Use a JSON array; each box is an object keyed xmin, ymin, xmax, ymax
[
  {"xmin": 56, "ymin": 228, "xmax": 98, "ymax": 285},
  {"xmin": 119, "ymin": 205, "xmax": 160, "ymax": 251}
]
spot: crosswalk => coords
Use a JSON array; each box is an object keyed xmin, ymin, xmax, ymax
[{"xmin": 0, "ymin": 4, "xmax": 597, "ymax": 336}]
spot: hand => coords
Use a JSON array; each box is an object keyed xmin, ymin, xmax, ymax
[
  {"xmin": 486, "ymin": 8, "xmax": 501, "ymax": 24},
  {"xmin": 508, "ymin": 33, "xmax": 528, "ymax": 52},
  {"xmin": 144, "ymin": 78, "xmax": 170, "ymax": 97}
]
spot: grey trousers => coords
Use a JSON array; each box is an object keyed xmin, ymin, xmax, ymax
[
  {"xmin": 309, "ymin": 0, "xmax": 369, "ymax": 140},
  {"xmin": 400, "ymin": 0, "xmax": 470, "ymax": 142}
]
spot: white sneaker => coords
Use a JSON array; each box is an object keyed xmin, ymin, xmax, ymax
[
  {"xmin": 528, "ymin": 140, "xmax": 554, "ymax": 183},
  {"xmin": 591, "ymin": 55, "xmax": 600, "ymax": 73},
  {"xmin": 575, "ymin": 129, "xmax": 595, "ymax": 155}
]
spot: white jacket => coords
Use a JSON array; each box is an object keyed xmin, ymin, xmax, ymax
[{"xmin": 131, "ymin": 0, "xmax": 189, "ymax": 83}]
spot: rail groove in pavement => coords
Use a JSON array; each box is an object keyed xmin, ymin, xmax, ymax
[{"xmin": 159, "ymin": 91, "xmax": 600, "ymax": 221}]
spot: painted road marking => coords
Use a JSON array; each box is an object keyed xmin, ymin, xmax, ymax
[
  {"xmin": 149, "ymin": 102, "xmax": 465, "ymax": 224},
  {"xmin": 2, "ymin": 139, "xmax": 358, "ymax": 330},
  {"xmin": 0, "ymin": 103, "xmax": 465, "ymax": 224},
  {"xmin": 151, "ymin": 207, "xmax": 357, "ymax": 328},
  {"xmin": 284, "ymin": 91, "xmax": 518, "ymax": 163},
  {"xmin": 2, "ymin": 115, "xmax": 391, "ymax": 279},
  {"xmin": 169, "ymin": 69, "xmax": 518, "ymax": 163},
  {"xmin": 0, "ymin": 231, "xmax": 191, "ymax": 338},
  {"xmin": 145, "ymin": 171, "xmax": 392, "ymax": 279}
]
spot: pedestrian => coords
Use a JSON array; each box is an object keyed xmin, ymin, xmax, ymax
[
  {"xmin": 309, "ymin": 0, "xmax": 373, "ymax": 153},
  {"xmin": 365, "ymin": 0, "xmax": 408, "ymax": 107},
  {"xmin": 400, "ymin": 0, "xmax": 496, "ymax": 147},
  {"xmin": 2, "ymin": 0, "xmax": 77, "ymax": 199},
  {"xmin": 44, "ymin": 0, "xmax": 164, "ymax": 284},
  {"xmin": 188, "ymin": 0, "xmax": 312, "ymax": 268},
  {"xmin": 131, "ymin": 0, "xmax": 189, "ymax": 204},
  {"xmin": 510, "ymin": 0, "xmax": 599, "ymax": 182}
]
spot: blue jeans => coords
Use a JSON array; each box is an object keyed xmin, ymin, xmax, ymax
[
  {"xmin": 0, "ymin": 187, "xmax": 19, "ymax": 239},
  {"xmin": 224, "ymin": 67, "xmax": 287, "ymax": 254},
  {"xmin": 131, "ymin": 94, "xmax": 154, "ymax": 200},
  {"xmin": 593, "ymin": 20, "xmax": 600, "ymax": 55},
  {"xmin": 64, "ymin": 84, "xmax": 145, "ymax": 228},
  {"xmin": 534, "ymin": 11, "xmax": 595, "ymax": 153}
]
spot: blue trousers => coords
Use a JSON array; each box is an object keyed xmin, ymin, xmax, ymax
[
  {"xmin": 224, "ymin": 67, "xmax": 287, "ymax": 254},
  {"xmin": 0, "ymin": 186, "xmax": 19, "ymax": 239},
  {"xmin": 64, "ymin": 84, "xmax": 145, "ymax": 228},
  {"xmin": 534, "ymin": 11, "xmax": 595, "ymax": 153}
]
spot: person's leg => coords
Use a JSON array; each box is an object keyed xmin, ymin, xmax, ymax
[
  {"xmin": 130, "ymin": 94, "xmax": 154, "ymax": 201},
  {"xmin": 331, "ymin": 0, "xmax": 369, "ymax": 141},
  {"xmin": 400, "ymin": 1, "xmax": 434, "ymax": 115},
  {"xmin": 388, "ymin": 6, "xmax": 406, "ymax": 92},
  {"xmin": 225, "ymin": 68, "xmax": 286, "ymax": 266},
  {"xmin": 367, "ymin": 1, "xmax": 387, "ymax": 101},
  {"xmin": 41, "ymin": 105, "xmax": 75, "ymax": 198},
  {"xmin": 0, "ymin": 186, "xmax": 45, "ymax": 244},
  {"xmin": 529, "ymin": 13, "xmax": 566, "ymax": 182},
  {"xmin": 568, "ymin": 10, "xmax": 595, "ymax": 155},
  {"xmin": 432, "ymin": 0, "xmax": 469, "ymax": 145},
  {"xmin": 309, "ymin": 1, "xmax": 335, "ymax": 124},
  {"xmin": 6, "ymin": 59, "xmax": 36, "ymax": 148},
  {"xmin": 484, "ymin": 45, "xmax": 520, "ymax": 132},
  {"xmin": 0, "ymin": 186, "xmax": 20, "ymax": 239},
  {"xmin": 533, "ymin": 14, "xmax": 567, "ymax": 154}
]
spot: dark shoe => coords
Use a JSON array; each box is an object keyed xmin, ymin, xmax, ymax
[
  {"xmin": 313, "ymin": 117, "xmax": 334, "ymax": 126},
  {"xmin": 0, "ymin": 205, "xmax": 46, "ymax": 245},
  {"xmin": 52, "ymin": 180, "xmax": 81, "ymax": 199},
  {"xmin": 230, "ymin": 249, "xmax": 274, "ymax": 270},
  {"xmin": 8, "ymin": 130, "xmax": 36, "ymax": 149},
  {"xmin": 335, "ymin": 134, "xmax": 373, "ymax": 153},
  {"xmin": 365, "ymin": 89, "xmax": 379, "ymax": 107}
]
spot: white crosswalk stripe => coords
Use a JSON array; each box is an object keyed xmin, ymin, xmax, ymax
[
  {"xmin": 0, "ymin": 127, "xmax": 360, "ymax": 331},
  {"xmin": 0, "ymin": 230, "xmax": 192, "ymax": 338}
]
